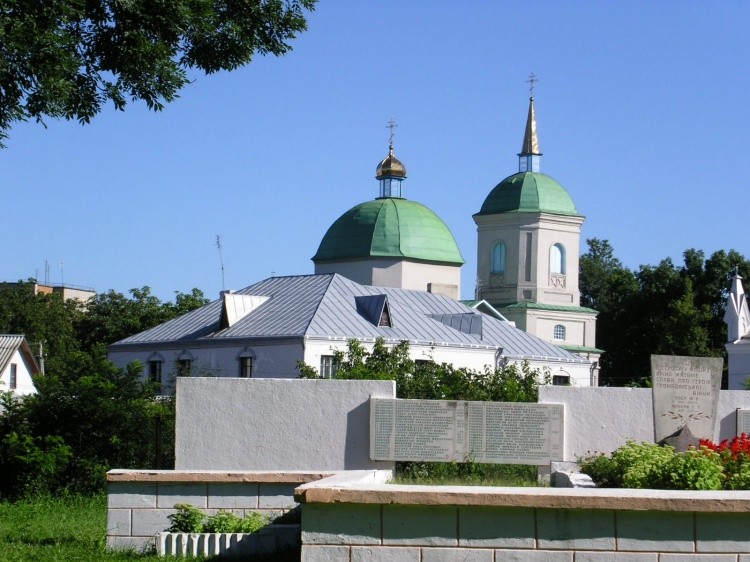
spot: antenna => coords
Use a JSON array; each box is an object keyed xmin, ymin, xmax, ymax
[
  {"xmin": 44, "ymin": 260, "xmax": 50, "ymax": 284},
  {"xmin": 59, "ymin": 259, "xmax": 64, "ymax": 286},
  {"xmin": 216, "ymin": 235, "xmax": 226, "ymax": 291}
]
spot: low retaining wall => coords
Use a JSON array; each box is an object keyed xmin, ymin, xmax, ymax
[
  {"xmin": 106, "ymin": 469, "xmax": 332, "ymax": 552},
  {"xmin": 296, "ymin": 472, "xmax": 750, "ymax": 561}
]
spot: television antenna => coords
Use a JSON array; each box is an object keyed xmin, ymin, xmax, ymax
[{"xmin": 216, "ymin": 235, "xmax": 226, "ymax": 292}]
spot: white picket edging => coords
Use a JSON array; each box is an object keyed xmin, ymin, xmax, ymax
[{"xmin": 156, "ymin": 525, "xmax": 299, "ymax": 557}]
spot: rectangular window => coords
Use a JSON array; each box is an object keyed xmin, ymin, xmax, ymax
[
  {"xmin": 524, "ymin": 232, "xmax": 533, "ymax": 282},
  {"xmin": 9, "ymin": 363, "xmax": 17, "ymax": 390},
  {"xmin": 149, "ymin": 361, "xmax": 162, "ymax": 384},
  {"xmin": 320, "ymin": 355, "xmax": 338, "ymax": 379},
  {"xmin": 552, "ymin": 375, "xmax": 570, "ymax": 386},
  {"xmin": 177, "ymin": 359, "xmax": 192, "ymax": 377},
  {"xmin": 239, "ymin": 357, "xmax": 253, "ymax": 378}
]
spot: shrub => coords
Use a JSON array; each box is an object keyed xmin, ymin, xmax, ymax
[
  {"xmin": 167, "ymin": 504, "xmax": 269, "ymax": 533},
  {"xmin": 580, "ymin": 438, "xmax": 743, "ymax": 491},
  {"xmin": 167, "ymin": 503, "xmax": 205, "ymax": 533}
]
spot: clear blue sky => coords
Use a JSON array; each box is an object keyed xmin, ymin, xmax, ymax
[{"xmin": 3, "ymin": 2, "xmax": 749, "ymax": 302}]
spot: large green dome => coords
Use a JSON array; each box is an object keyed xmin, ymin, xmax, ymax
[
  {"xmin": 313, "ymin": 198, "xmax": 465, "ymax": 265},
  {"xmin": 476, "ymin": 172, "xmax": 580, "ymax": 216}
]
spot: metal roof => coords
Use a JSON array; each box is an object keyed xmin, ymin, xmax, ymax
[
  {"xmin": 111, "ymin": 274, "xmax": 586, "ymax": 364},
  {"xmin": 502, "ymin": 301, "xmax": 598, "ymax": 314},
  {"xmin": 476, "ymin": 172, "xmax": 580, "ymax": 217},
  {"xmin": 312, "ymin": 198, "xmax": 465, "ymax": 265},
  {"xmin": 0, "ymin": 335, "xmax": 39, "ymax": 374}
]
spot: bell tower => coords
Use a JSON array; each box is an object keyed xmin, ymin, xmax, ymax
[{"xmin": 473, "ymin": 79, "xmax": 600, "ymax": 368}]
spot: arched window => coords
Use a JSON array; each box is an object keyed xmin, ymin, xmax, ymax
[
  {"xmin": 550, "ymin": 243, "xmax": 566, "ymax": 274},
  {"xmin": 553, "ymin": 324, "xmax": 566, "ymax": 341},
  {"xmin": 491, "ymin": 242, "xmax": 506, "ymax": 273}
]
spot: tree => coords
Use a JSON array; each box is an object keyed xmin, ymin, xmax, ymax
[
  {"xmin": 580, "ymin": 240, "xmax": 750, "ymax": 387},
  {"xmin": 0, "ymin": 0, "xmax": 316, "ymax": 146},
  {"xmin": 298, "ymin": 338, "xmax": 547, "ymax": 403},
  {"xmin": 75, "ymin": 286, "xmax": 209, "ymax": 352}
]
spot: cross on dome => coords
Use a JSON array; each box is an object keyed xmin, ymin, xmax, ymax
[{"xmin": 386, "ymin": 117, "xmax": 398, "ymax": 147}]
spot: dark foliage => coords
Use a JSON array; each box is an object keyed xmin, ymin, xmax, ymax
[{"xmin": 0, "ymin": 0, "xmax": 316, "ymax": 146}]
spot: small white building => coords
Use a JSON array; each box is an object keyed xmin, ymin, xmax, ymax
[
  {"xmin": 108, "ymin": 273, "xmax": 594, "ymax": 388},
  {"xmin": 0, "ymin": 335, "xmax": 40, "ymax": 396},
  {"xmin": 725, "ymin": 273, "xmax": 750, "ymax": 389}
]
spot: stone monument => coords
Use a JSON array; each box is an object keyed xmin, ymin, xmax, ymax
[{"xmin": 651, "ymin": 354, "xmax": 722, "ymax": 446}]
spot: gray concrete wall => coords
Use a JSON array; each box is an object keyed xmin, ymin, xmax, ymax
[
  {"xmin": 539, "ymin": 386, "xmax": 750, "ymax": 461},
  {"xmin": 175, "ymin": 378, "xmax": 396, "ymax": 471}
]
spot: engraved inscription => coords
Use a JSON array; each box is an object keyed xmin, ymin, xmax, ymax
[
  {"xmin": 651, "ymin": 355, "xmax": 722, "ymax": 443},
  {"xmin": 370, "ymin": 398, "xmax": 564, "ymax": 465}
]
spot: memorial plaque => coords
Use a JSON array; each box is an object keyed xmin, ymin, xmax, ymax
[
  {"xmin": 737, "ymin": 409, "xmax": 750, "ymax": 437},
  {"xmin": 651, "ymin": 355, "xmax": 722, "ymax": 443},
  {"xmin": 369, "ymin": 398, "xmax": 564, "ymax": 465}
]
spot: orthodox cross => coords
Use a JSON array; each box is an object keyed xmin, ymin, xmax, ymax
[
  {"xmin": 526, "ymin": 73, "xmax": 538, "ymax": 97},
  {"xmin": 386, "ymin": 117, "xmax": 398, "ymax": 146}
]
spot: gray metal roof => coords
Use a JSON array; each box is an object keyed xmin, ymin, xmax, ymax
[
  {"xmin": 0, "ymin": 335, "xmax": 39, "ymax": 374},
  {"xmin": 111, "ymin": 274, "xmax": 586, "ymax": 364}
]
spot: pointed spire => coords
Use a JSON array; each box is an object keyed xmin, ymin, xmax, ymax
[
  {"xmin": 724, "ymin": 273, "xmax": 750, "ymax": 343},
  {"xmin": 518, "ymin": 74, "xmax": 542, "ymax": 173},
  {"xmin": 520, "ymin": 96, "xmax": 541, "ymax": 155}
]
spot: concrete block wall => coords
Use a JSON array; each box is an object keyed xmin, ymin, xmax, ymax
[
  {"xmin": 107, "ymin": 469, "xmax": 331, "ymax": 551},
  {"xmin": 296, "ymin": 474, "xmax": 750, "ymax": 562}
]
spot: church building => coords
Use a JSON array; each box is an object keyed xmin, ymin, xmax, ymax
[
  {"xmin": 473, "ymin": 88, "xmax": 601, "ymax": 368},
  {"xmin": 312, "ymin": 123, "xmax": 464, "ymax": 300},
  {"xmin": 725, "ymin": 273, "xmax": 750, "ymax": 389},
  {"xmin": 108, "ymin": 89, "xmax": 601, "ymax": 387}
]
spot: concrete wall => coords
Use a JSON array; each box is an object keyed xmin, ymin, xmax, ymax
[
  {"xmin": 297, "ymin": 472, "xmax": 750, "ymax": 561},
  {"xmin": 539, "ymin": 386, "xmax": 750, "ymax": 461},
  {"xmin": 727, "ymin": 341, "xmax": 750, "ymax": 390},
  {"xmin": 106, "ymin": 470, "xmax": 329, "ymax": 552},
  {"xmin": 175, "ymin": 378, "xmax": 395, "ymax": 471}
]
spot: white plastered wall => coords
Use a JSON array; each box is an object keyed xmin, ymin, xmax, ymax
[
  {"xmin": 109, "ymin": 341, "xmax": 305, "ymax": 384},
  {"xmin": 727, "ymin": 341, "xmax": 750, "ymax": 390},
  {"xmin": 315, "ymin": 258, "xmax": 460, "ymax": 297},
  {"xmin": 0, "ymin": 349, "xmax": 37, "ymax": 395},
  {"xmin": 539, "ymin": 387, "xmax": 750, "ymax": 461},
  {"xmin": 175, "ymin": 377, "xmax": 395, "ymax": 471}
]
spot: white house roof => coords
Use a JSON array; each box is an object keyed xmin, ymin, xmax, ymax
[
  {"xmin": 0, "ymin": 335, "xmax": 40, "ymax": 374},
  {"xmin": 110, "ymin": 274, "xmax": 586, "ymax": 364}
]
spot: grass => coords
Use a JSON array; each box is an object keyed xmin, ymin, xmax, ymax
[
  {"xmin": 392, "ymin": 461, "xmax": 539, "ymax": 486},
  {"xmin": 0, "ymin": 494, "xmax": 163, "ymax": 562},
  {"xmin": 0, "ymin": 495, "xmax": 301, "ymax": 562}
]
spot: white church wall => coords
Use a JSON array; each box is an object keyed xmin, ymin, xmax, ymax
[
  {"xmin": 0, "ymin": 348, "xmax": 37, "ymax": 396},
  {"xmin": 174, "ymin": 377, "xmax": 395, "ymax": 471},
  {"xmin": 315, "ymin": 258, "xmax": 460, "ymax": 297}
]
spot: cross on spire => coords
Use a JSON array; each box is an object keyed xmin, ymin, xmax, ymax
[
  {"xmin": 526, "ymin": 72, "xmax": 538, "ymax": 97},
  {"xmin": 386, "ymin": 117, "xmax": 398, "ymax": 147}
]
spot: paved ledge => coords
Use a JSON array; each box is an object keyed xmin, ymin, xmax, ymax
[
  {"xmin": 296, "ymin": 477, "xmax": 750, "ymax": 512},
  {"xmin": 108, "ymin": 469, "xmax": 333, "ymax": 484}
]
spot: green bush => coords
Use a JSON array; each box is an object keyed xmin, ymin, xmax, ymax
[
  {"xmin": 167, "ymin": 503, "xmax": 205, "ymax": 533},
  {"xmin": 580, "ymin": 441, "xmax": 727, "ymax": 490},
  {"xmin": 167, "ymin": 504, "xmax": 269, "ymax": 533}
]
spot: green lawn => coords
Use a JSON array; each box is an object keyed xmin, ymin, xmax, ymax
[{"xmin": 0, "ymin": 495, "xmax": 163, "ymax": 562}]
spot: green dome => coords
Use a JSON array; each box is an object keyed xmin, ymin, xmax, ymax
[
  {"xmin": 313, "ymin": 198, "xmax": 465, "ymax": 265},
  {"xmin": 476, "ymin": 172, "xmax": 580, "ymax": 216}
]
